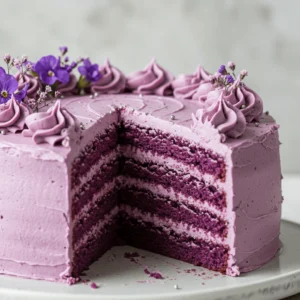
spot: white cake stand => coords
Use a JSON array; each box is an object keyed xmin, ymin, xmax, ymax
[{"xmin": 0, "ymin": 175, "xmax": 299, "ymax": 300}]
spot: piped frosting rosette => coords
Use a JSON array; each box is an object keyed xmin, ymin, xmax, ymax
[
  {"xmin": 23, "ymin": 100, "xmax": 81, "ymax": 146},
  {"xmin": 56, "ymin": 73, "xmax": 79, "ymax": 96},
  {"xmin": 0, "ymin": 96, "xmax": 31, "ymax": 133},
  {"xmin": 192, "ymin": 92, "xmax": 246, "ymax": 142},
  {"xmin": 15, "ymin": 72, "xmax": 42, "ymax": 99},
  {"xmin": 204, "ymin": 79, "xmax": 263, "ymax": 122},
  {"xmin": 126, "ymin": 59, "xmax": 174, "ymax": 96},
  {"xmin": 90, "ymin": 59, "xmax": 126, "ymax": 94},
  {"xmin": 172, "ymin": 66, "xmax": 214, "ymax": 101}
]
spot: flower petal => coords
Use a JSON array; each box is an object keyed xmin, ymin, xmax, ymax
[
  {"xmin": 4, "ymin": 77, "xmax": 18, "ymax": 94},
  {"xmin": 40, "ymin": 71, "xmax": 57, "ymax": 85},
  {"xmin": 78, "ymin": 65, "xmax": 87, "ymax": 77},
  {"xmin": 47, "ymin": 55, "xmax": 59, "ymax": 69},
  {"xmin": 14, "ymin": 83, "xmax": 29, "ymax": 102},
  {"xmin": 55, "ymin": 69, "xmax": 70, "ymax": 84},
  {"xmin": 83, "ymin": 58, "xmax": 92, "ymax": 68}
]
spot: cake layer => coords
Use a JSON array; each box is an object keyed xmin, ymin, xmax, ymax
[
  {"xmin": 71, "ymin": 125, "xmax": 118, "ymax": 188},
  {"xmin": 72, "ymin": 220, "xmax": 117, "ymax": 277},
  {"xmin": 120, "ymin": 205, "xmax": 227, "ymax": 245},
  {"xmin": 73, "ymin": 189, "xmax": 118, "ymax": 242},
  {"xmin": 119, "ymin": 213, "xmax": 229, "ymax": 273},
  {"xmin": 120, "ymin": 157, "xmax": 226, "ymax": 209},
  {"xmin": 119, "ymin": 121, "xmax": 225, "ymax": 180},
  {"xmin": 120, "ymin": 145, "xmax": 224, "ymax": 188},
  {"xmin": 71, "ymin": 150, "xmax": 118, "ymax": 197},
  {"xmin": 120, "ymin": 177, "xmax": 225, "ymax": 218},
  {"xmin": 72, "ymin": 159, "xmax": 119, "ymax": 215},
  {"xmin": 119, "ymin": 185, "xmax": 227, "ymax": 237}
]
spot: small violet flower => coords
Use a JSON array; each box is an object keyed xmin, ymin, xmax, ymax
[
  {"xmin": 66, "ymin": 61, "xmax": 77, "ymax": 73},
  {"xmin": 0, "ymin": 67, "xmax": 28, "ymax": 104},
  {"xmin": 59, "ymin": 46, "xmax": 68, "ymax": 56},
  {"xmin": 218, "ymin": 64, "xmax": 227, "ymax": 75},
  {"xmin": 226, "ymin": 74, "xmax": 234, "ymax": 84},
  {"xmin": 78, "ymin": 58, "xmax": 101, "ymax": 82},
  {"xmin": 35, "ymin": 55, "xmax": 70, "ymax": 85}
]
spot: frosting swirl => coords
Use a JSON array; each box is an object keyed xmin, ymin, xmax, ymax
[
  {"xmin": 205, "ymin": 79, "xmax": 263, "ymax": 122},
  {"xmin": 126, "ymin": 59, "xmax": 174, "ymax": 96},
  {"xmin": 56, "ymin": 73, "xmax": 78, "ymax": 96},
  {"xmin": 194, "ymin": 92, "xmax": 246, "ymax": 140},
  {"xmin": 15, "ymin": 72, "xmax": 42, "ymax": 99},
  {"xmin": 23, "ymin": 100, "xmax": 80, "ymax": 146},
  {"xmin": 0, "ymin": 96, "xmax": 31, "ymax": 133},
  {"xmin": 172, "ymin": 66, "xmax": 213, "ymax": 101},
  {"xmin": 90, "ymin": 59, "xmax": 126, "ymax": 94}
]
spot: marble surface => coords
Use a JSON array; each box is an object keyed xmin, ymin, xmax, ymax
[{"xmin": 0, "ymin": 0, "xmax": 299, "ymax": 173}]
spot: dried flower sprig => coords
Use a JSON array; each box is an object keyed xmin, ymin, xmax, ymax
[
  {"xmin": 25, "ymin": 84, "xmax": 61, "ymax": 112},
  {"xmin": 209, "ymin": 61, "xmax": 248, "ymax": 92}
]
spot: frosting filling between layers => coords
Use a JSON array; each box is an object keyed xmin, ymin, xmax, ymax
[
  {"xmin": 118, "ymin": 185, "xmax": 227, "ymax": 237},
  {"xmin": 71, "ymin": 125, "xmax": 118, "ymax": 188},
  {"xmin": 119, "ymin": 121, "xmax": 226, "ymax": 180},
  {"xmin": 120, "ymin": 157, "xmax": 226, "ymax": 209}
]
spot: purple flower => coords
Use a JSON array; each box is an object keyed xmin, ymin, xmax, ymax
[
  {"xmin": 66, "ymin": 61, "xmax": 77, "ymax": 73},
  {"xmin": 0, "ymin": 77, "xmax": 18, "ymax": 104},
  {"xmin": 78, "ymin": 58, "xmax": 101, "ymax": 82},
  {"xmin": 14, "ymin": 83, "xmax": 29, "ymax": 102},
  {"xmin": 226, "ymin": 74, "xmax": 234, "ymax": 84},
  {"xmin": 0, "ymin": 67, "xmax": 12, "ymax": 82},
  {"xmin": 35, "ymin": 55, "xmax": 70, "ymax": 85},
  {"xmin": 0, "ymin": 69, "xmax": 28, "ymax": 104},
  {"xmin": 59, "ymin": 46, "xmax": 68, "ymax": 56},
  {"xmin": 218, "ymin": 64, "xmax": 227, "ymax": 75}
]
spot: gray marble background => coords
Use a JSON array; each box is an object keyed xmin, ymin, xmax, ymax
[{"xmin": 1, "ymin": 0, "xmax": 299, "ymax": 173}]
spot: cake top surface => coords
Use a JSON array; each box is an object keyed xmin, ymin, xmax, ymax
[{"xmin": 0, "ymin": 48, "xmax": 279, "ymax": 156}]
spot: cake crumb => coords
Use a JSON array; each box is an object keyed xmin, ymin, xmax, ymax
[
  {"xmin": 66, "ymin": 276, "xmax": 80, "ymax": 285},
  {"xmin": 90, "ymin": 282, "xmax": 99, "ymax": 289},
  {"xmin": 124, "ymin": 252, "xmax": 140, "ymax": 259},
  {"xmin": 144, "ymin": 268, "xmax": 164, "ymax": 279}
]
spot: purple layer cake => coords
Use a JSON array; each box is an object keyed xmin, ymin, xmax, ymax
[{"xmin": 0, "ymin": 51, "xmax": 282, "ymax": 283}]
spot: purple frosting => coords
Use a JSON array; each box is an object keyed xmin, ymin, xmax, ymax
[
  {"xmin": 172, "ymin": 66, "xmax": 214, "ymax": 101},
  {"xmin": 23, "ymin": 100, "xmax": 81, "ymax": 146},
  {"xmin": 205, "ymin": 78, "xmax": 263, "ymax": 122},
  {"xmin": 126, "ymin": 59, "xmax": 174, "ymax": 96},
  {"xmin": 194, "ymin": 92, "xmax": 246, "ymax": 140},
  {"xmin": 0, "ymin": 96, "xmax": 31, "ymax": 133},
  {"xmin": 90, "ymin": 59, "xmax": 126, "ymax": 94},
  {"xmin": 56, "ymin": 73, "xmax": 78, "ymax": 96},
  {"xmin": 15, "ymin": 73, "xmax": 42, "ymax": 99}
]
